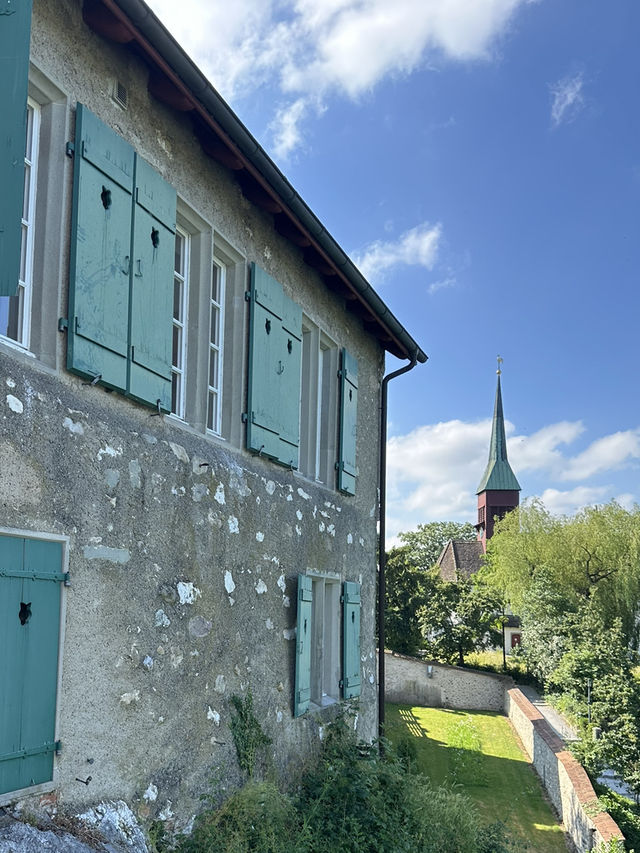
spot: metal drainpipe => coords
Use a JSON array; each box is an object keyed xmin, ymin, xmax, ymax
[{"xmin": 378, "ymin": 349, "xmax": 420, "ymax": 741}]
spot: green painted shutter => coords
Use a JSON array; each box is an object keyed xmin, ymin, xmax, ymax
[
  {"xmin": 338, "ymin": 349, "xmax": 358, "ymax": 495},
  {"xmin": 278, "ymin": 293, "xmax": 302, "ymax": 468},
  {"xmin": 0, "ymin": 0, "xmax": 33, "ymax": 297},
  {"xmin": 0, "ymin": 536, "xmax": 63, "ymax": 796},
  {"xmin": 247, "ymin": 263, "xmax": 303, "ymax": 466},
  {"xmin": 68, "ymin": 104, "xmax": 134, "ymax": 391},
  {"xmin": 342, "ymin": 581, "xmax": 361, "ymax": 699},
  {"xmin": 294, "ymin": 574, "xmax": 313, "ymax": 717},
  {"xmin": 128, "ymin": 156, "xmax": 175, "ymax": 411}
]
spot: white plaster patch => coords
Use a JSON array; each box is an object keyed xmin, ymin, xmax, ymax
[
  {"xmin": 224, "ymin": 571, "xmax": 236, "ymax": 594},
  {"xmin": 359, "ymin": 537, "xmax": 365, "ymax": 547},
  {"xmin": 295, "ymin": 525, "xmax": 302, "ymax": 536},
  {"xmin": 283, "ymin": 629, "xmax": 295, "ymax": 640},
  {"xmin": 286, "ymin": 494, "xmax": 292, "ymax": 501},
  {"xmin": 347, "ymin": 533, "xmax": 353, "ymax": 544},
  {"xmin": 6, "ymin": 395, "xmax": 23, "ymax": 414},
  {"xmin": 158, "ymin": 802, "xmax": 174, "ymax": 822},
  {"xmin": 214, "ymin": 483, "xmax": 226, "ymax": 504},
  {"xmin": 171, "ymin": 485, "xmax": 186, "ymax": 496},
  {"xmin": 5, "ymin": 378, "xmax": 15, "ymax": 388},
  {"xmin": 264, "ymin": 479, "xmax": 276, "ymax": 496},
  {"xmin": 120, "ymin": 691, "xmax": 140, "ymax": 705},
  {"xmin": 191, "ymin": 483, "xmax": 209, "ymax": 502},
  {"xmin": 353, "ymin": 713, "xmax": 359, "ymax": 731},
  {"xmin": 296, "ymin": 509, "xmax": 303, "ymax": 521},
  {"xmin": 277, "ymin": 710, "xmax": 283, "ymax": 723},
  {"xmin": 256, "ymin": 531, "xmax": 264, "ymax": 542},
  {"xmin": 63, "ymin": 416, "xmax": 84, "ymax": 435},
  {"xmin": 129, "ymin": 459, "xmax": 142, "ymax": 489},
  {"xmin": 255, "ymin": 579, "xmax": 267, "ymax": 595},
  {"xmin": 277, "ymin": 575, "xmax": 286, "ymax": 594},
  {"xmin": 169, "ymin": 442, "xmax": 189, "ymax": 463},
  {"xmin": 327, "ymin": 525, "xmax": 336, "ymax": 537},
  {"xmin": 228, "ymin": 516, "xmax": 239, "ymax": 534},
  {"xmin": 214, "ymin": 674, "xmax": 226, "ymax": 693},
  {"xmin": 297, "ymin": 488, "xmax": 311, "ymax": 500},
  {"xmin": 83, "ymin": 545, "xmax": 130, "ymax": 564},
  {"xmin": 177, "ymin": 581, "xmax": 201, "ymax": 605},
  {"xmin": 142, "ymin": 656, "xmax": 154, "ymax": 670},
  {"xmin": 207, "ymin": 706, "xmax": 221, "ymax": 726},
  {"xmin": 318, "ymin": 522, "xmax": 325, "ymax": 533},
  {"xmin": 143, "ymin": 784, "xmax": 158, "ymax": 802},
  {"xmin": 369, "ymin": 674, "xmax": 375, "ymax": 684},
  {"xmin": 265, "ymin": 618, "xmax": 274, "ymax": 630},
  {"xmin": 228, "ymin": 596, "xmax": 235, "ymax": 606},
  {"xmin": 319, "ymin": 510, "xmax": 329, "ymax": 519},
  {"xmin": 318, "ymin": 726, "xmax": 324, "ymax": 741},
  {"xmin": 283, "ymin": 596, "xmax": 290, "ymax": 608},
  {"xmin": 155, "ymin": 609, "xmax": 170, "ymax": 628},
  {"xmin": 97, "ymin": 445, "xmax": 122, "ymax": 461}
]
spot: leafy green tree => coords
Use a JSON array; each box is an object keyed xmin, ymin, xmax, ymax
[
  {"xmin": 398, "ymin": 521, "xmax": 476, "ymax": 570},
  {"xmin": 420, "ymin": 571, "xmax": 503, "ymax": 666},
  {"xmin": 384, "ymin": 546, "xmax": 433, "ymax": 655}
]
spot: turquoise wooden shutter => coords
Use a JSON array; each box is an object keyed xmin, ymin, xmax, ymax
[
  {"xmin": 68, "ymin": 104, "xmax": 134, "ymax": 391},
  {"xmin": 0, "ymin": 536, "xmax": 63, "ymax": 796},
  {"xmin": 278, "ymin": 293, "xmax": 302, "ymax": 468},
  {"xmin": 128, "ymin": 156, "xmax": 175, "ymax": 411},
  {"xmin": 294, "ymin": 574, "xmax": 313, "ymax": 717},
  {"xmin": 342, "ymin": 581, "xmax": 361, "ymax": 699},
  {"xmin": 338, "ymin": 349, "xmax": 358, "ymax": 495},
  {"xmin": 0, "ymin": 0, "xmax": 33, "ymax": 297}
]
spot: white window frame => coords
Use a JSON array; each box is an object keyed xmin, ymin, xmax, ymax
[
  {"xmin": 0, "ymin": 98, "xmax": 39, "ymax": 350},
  {"xmin": 170, "ymin": 227, "xmax": 189, "ymax": 419},
  {"xmin": 310, "ymin": 574, "xmax": 341, "ymax": 708},
  {"xmin": 206, "ymin": 255, "xmax": 226, "ymax": 436}
]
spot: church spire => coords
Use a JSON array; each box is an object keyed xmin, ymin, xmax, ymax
[{"xmin": 476, "ymin": 361, "xmax": 521, "ymax": 495}]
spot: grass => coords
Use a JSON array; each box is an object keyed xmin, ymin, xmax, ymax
[{"xmin": 386, "ymin": 703, "xmax": 568, "ymax": 853}]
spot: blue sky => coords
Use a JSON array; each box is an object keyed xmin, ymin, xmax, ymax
[{"xmin": 146, "ymin": 0, "xmax": 640, "ymax": 542}]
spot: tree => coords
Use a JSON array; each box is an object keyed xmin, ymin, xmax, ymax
[
  {"xmin": 398, "ymin": 521, "xmax": 477, "ymax": 570},
  {"xmin": 420, "ymin": 571, "xmax": 503, "ymax": 666},
  {"xmin": 384, "ymin": 546, "xmax": 433, "ymax": 656}
]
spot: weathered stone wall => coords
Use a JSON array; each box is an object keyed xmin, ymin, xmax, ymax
[
  {"xmin": 0, "ymin": 0, "xmax": 384, "ymax": 829},
  {"xmin": 384, "ymin": 652, "xmax": 511, "ymax": 711}
]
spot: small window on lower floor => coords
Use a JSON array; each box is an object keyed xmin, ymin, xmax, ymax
[{"xmin": 311, "ymin": 577, "xmax": 341, "ymax": 706}]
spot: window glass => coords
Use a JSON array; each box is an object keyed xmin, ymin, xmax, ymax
[
  {"xmin": 207, "ymin": 258, "xmax": 225, "ymax": 435},
  {"xmin": 171, "ymin": 228, "xmax": 188, "ymax": 417},
  {"xmin": 0, "ymin": 100, "xmax": 38, "ymax": 347}
]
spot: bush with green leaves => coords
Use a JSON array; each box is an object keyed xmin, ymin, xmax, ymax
[{"xmin": 179, "ymin": 718, "xmax": 514, "ymax": 853}]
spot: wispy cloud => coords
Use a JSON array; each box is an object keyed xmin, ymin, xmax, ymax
[
  {"xmin": 550, "ymin": 71, "xmax": 585, "ymax": 127},
  {"xmin": 352, "ymin": 222, "xmax": 442, "ymax": 284},
  {"xmin": 386, "ymin": 418, "xmax": 640, "ymax": 542},
  {"xmin": 146, "ymin": 0, "xmax": 532, "ymax": 156},
  {"xmin": 428, "ymin": 276, "xmax": 457, "ymax": 295}
]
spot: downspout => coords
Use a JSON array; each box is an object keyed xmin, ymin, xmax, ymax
[{"xmin": 378, "ymin": 349, "xmax": 420, "ymax": 740}]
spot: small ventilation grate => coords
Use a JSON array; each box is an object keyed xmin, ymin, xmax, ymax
[{"xmin": 113, "ymin": 79, "xmax": 128, "ymax": 110}]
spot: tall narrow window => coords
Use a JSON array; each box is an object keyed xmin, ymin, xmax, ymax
[
  {"xmin": 0, "ymin": 100, "xmax": 39, "ymax": 347},
  {"xmin": 207, "ymin": 258, "xmax": 225, "ymax": 435},
  {"xmin": 171, "ymin": 228, "xmax": 189, "ymax": 417}
]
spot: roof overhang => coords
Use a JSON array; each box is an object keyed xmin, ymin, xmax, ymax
[{"xmin": 82, "ymin": 0, "xmax": 428, "ymax": 364}]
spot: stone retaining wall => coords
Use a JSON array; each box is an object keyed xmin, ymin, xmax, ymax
[{"xmin": 385, "ymin": 653, "xmax": 624, "ymax": 852}]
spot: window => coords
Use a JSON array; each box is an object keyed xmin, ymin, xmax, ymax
[
  {"xmin": 171, "ymin": 228, "xmax": 189, "ymax": 418},
  {"xmin": 207, "ymin": 257, "xmax": 225, "ymax": 435},
  {"xmin": 294, "ymin": 574, "xmax": 361, "ymax": 717},
  {"xmin": 0, "ymin": 100, "xmax": 39, "ymax": 348},
  {"xmin": 299, "ymin": 323, "xmax": 338, "ymax": 485}
]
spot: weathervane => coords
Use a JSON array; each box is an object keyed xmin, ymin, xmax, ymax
[{"xmin": 496, "ymin": 355, "xmax": 503, "ymax": 376}]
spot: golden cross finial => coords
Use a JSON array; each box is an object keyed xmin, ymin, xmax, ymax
[{"xmin": 497, "ymin": 355, "xmax": 503, "ymax": 375}]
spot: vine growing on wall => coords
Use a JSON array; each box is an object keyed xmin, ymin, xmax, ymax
[{"xmin": 229, "ymin": 691, "xmax": 272, "ymax": 779}]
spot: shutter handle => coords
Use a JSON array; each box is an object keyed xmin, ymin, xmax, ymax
[
  {"xmin": 135, "ymin": 259, "xmax": 143, "ymax": 277},
  {"xmin": 122, "ymin": 256, "xmax": 130, "ymax": 275}
]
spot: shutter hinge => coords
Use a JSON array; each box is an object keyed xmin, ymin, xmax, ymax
[
  {"xmin": 63, "ymin": 573, "xmax": 71, "ymax": 587},
  {"xmin": 340, "ymin": 595, "xmax": 345, "ymax": 604},
  {"xmin": 244, "ymin": 290, "xmax": 252, "ymax": 302},
  {"xmin": 339, "ymin": 679, "xmax": 344, "ymax": 688},
  {"xmin": 58, "ymin": 317, "xmax": 68, "ymax": 332},
  {"xmin": 241, "ymin": 412, "xmax": 248, "ymax": 423},
  {"xmin": 55, "ymin": 740, "xmax": 62, "ymax": 756},
  {"xmin": 66, "ymin": 142, "xmax": 75, "ymax": 158}
]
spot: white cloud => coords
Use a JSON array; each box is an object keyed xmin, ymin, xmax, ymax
[
  {"xmin": 386, "ymin": 418, "xmax": 640, "ymax": 543},
  {"xmin": 269, "ymin": 98, "xmax": 311, "ymax": 160},
  {"xmin": 428, "ymin": 276, "xmax": 457, "ymax": 295},
  {"xmin": 352, "ymin": 222, "xmax": 442, "ymax": 283},
  {"xmin": 146, "ymin": 0, "xmax": 531, "ymax": 155},
  {"xmin": 550, "ymin": 71, "xmax": 585, "ymax": 127}
]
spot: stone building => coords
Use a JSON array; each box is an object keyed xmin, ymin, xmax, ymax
[{"xmin": 0, "ymin": 0, "xmax": 426, "ymax": 826}]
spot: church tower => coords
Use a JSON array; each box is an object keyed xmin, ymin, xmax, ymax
[{"xmin": 475, "ymin": 362, "xmax": 521, "ymax": 551}]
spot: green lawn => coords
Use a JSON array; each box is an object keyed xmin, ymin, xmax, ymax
[{"xmin": 386, "ymin": 704, "xmax": 568, "ymax": 853}]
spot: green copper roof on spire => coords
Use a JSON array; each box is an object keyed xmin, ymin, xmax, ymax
[{"xmin": 476, "ymin": 372, "xmax": 521, "ymax": 494}]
